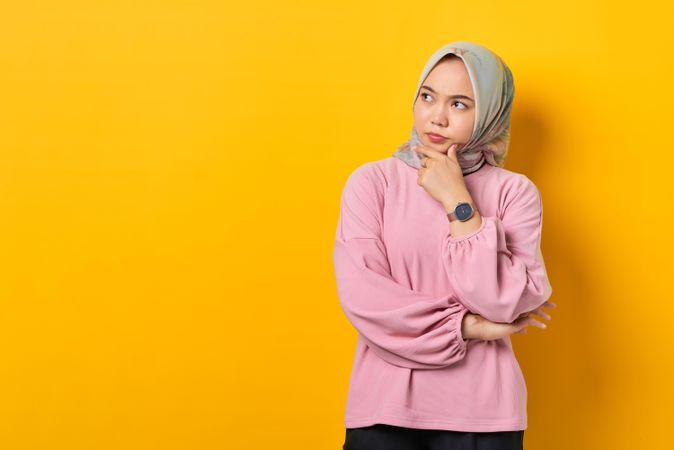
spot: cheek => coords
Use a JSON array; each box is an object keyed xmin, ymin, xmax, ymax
[
  {"xmin": 459, "ymin": 113, "xmax": 475, "ymax": 129},
  {"xmin": 413, "ymin": 107, "xmax": 430, "ymax": 123}
]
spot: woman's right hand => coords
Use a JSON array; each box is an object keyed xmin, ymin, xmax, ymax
[{"xmin": 461, "ymin": 301, "xmax": 557, "ymax": 341}]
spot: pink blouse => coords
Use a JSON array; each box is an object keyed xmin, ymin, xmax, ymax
[{"xmin": 333, "ymin": 156, "xmax": 553, "ymax": 432}]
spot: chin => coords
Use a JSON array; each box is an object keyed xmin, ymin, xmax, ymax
[
  {"xmin": 427, "ymin": 140, "xmax": 451, "ymax": 151},
  {"xmin": 423, "ymin": 137, "xmax": 444, "ymax": 147}
]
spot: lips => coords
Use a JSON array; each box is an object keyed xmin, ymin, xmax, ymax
[{"xmin": 426, "ymin": 133, "xmax": 448, "ymax": 143}]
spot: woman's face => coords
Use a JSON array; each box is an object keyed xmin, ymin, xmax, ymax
[{"xmin": 413, "ymin": 57, "xmax": 476, "ymax": 153}]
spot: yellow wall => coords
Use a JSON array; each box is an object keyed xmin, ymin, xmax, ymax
[{"xmin": 0, "ymin": 1, "xmax": 672, "ymax": 448}]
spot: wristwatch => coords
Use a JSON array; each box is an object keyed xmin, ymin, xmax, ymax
[{"xmin": 447, "ymin": 201, "xmax": 476, "ymax": 222}]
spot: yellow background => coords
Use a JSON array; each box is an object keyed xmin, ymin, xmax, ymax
[{"xmin": 0, "ymin": 1, "xmax": 672, "ymax": 448}]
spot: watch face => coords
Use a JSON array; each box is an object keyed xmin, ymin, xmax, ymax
[{"xmin": 455, "ymin": 202, "xmax": 473, "ymax": 221}]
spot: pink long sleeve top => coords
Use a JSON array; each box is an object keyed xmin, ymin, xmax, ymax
[{"xmin": 333, "ymin": 156, "xmax": 553, "ymax": 432}]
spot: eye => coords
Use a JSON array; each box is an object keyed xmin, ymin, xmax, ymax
[{"xmin": 421, "ymin": 92, "xmax": 469, "ymax": 110}]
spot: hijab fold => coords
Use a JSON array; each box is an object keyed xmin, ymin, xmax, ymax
[{"xmin": 392, "ymin": 41, "xmax": 515, "ymax": 174}]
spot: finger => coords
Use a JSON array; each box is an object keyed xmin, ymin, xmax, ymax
[
  {"xmin": 526, "ymin": 317, "xmax": 547, "ymax": 329},
  {"xmin": 412, "ymin": 144, "xmax": 445, "ymax": 160},
  {"xmin": 511, "ymin": 317, "xmax": 530, "ymax": 331},
  {"xmin": 530, "ymin": 308, "xmax": 551, "ymax": 321},
  {"xmin": 543, "ymin": 301, "xmax": 557, "ymax": 309},
  {"xmin": 514, "ymin": 324, "xmax": 528, "ymax": 334},
  {"xmin": 536, "ymin": 311, "xmax": 552, "ymax": 321},
  {"xmin": 446, "ymin": 143, "xmax": 459, "ymax": 159}
]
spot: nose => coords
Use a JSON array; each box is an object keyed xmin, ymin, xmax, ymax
[{"xmin": 430, "ymin": 103, "xmax": 448, "ymax": 127}]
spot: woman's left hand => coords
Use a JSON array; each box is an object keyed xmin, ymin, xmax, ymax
[{"xmin": 413, "ymin": 143, "xmax": 469, "ymax": 207}]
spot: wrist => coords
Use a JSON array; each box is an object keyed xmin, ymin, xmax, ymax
[
  {"xmin": 442, "ymin": 190, "xmax": 472, "ymax": 213},
  {"xmin": 461, "ymin": 313, "xmax": 480, "ymax": 340}
]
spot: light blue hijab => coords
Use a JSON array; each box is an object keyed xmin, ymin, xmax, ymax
[{"xmin": 393, "ymin": 41, "xmax": 515, "ymax": 175}]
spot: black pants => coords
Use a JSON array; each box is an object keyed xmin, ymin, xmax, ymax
[{"xmin": 343, "ymin": 424, "xmax": 524, "ymax": 450}]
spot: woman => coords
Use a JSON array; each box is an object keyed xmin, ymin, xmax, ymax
[{"xmin": 333, "ymin": 41, "xmax": 557, "ymax": 450}]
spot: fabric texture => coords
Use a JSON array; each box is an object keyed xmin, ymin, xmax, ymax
[
  {"xmin": 333, "ymin": 156, "xmax": 553, "ymax": 432},
  {"xmin": 392, "ymin": 41, "xmax": 515, "ymax": 174},
  {"xmin": 343, "ymin": 424, "xmax": 524, "ymax": 450}
]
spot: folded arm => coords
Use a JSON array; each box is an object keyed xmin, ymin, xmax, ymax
[
  {"xmin": 334, "ymin": 165, "xmax": 470, "ymax": 370},
  {"xmin": 441, "ymin": 175, "xmax": 553, "ymax": 324}
]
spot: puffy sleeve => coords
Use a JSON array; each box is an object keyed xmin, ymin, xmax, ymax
[
  {"xmin": 333, "ymin": 164, "xmax": 470, "ymax": 370},
  {"xmin": 441, "ymin": 175, "xmax": 553, "ymax": 324}
]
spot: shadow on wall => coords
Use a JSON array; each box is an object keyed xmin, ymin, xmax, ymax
[{"xmin": 507, "ymin": 102, "xmax": 601, "ymax": 448}]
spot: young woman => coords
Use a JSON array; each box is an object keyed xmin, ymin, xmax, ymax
[{"xmin": 333, "ymin": 41, "xmax": 557, "ymax": 450}]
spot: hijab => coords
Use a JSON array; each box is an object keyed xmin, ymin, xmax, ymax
[{"xmin": 392, "ymin": 41, "xmax": 515, "ymax": 175}]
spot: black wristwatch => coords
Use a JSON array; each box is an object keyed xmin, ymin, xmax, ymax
[{"xmin": 447, "ymin": 201, "xmax": 476, "ymax": 222}]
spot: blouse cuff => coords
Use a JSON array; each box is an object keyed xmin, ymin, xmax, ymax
[
  {"xmin": 447, "ymin": 215, "xmax": 494, "ymax": 243},
  {"xmin": 454, "ymin": 304, "xmax": 471, "ymax": 349}
]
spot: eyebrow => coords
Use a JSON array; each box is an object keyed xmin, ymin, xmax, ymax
[{"xmin": 420, "ymin": 85, "xmax": 474, "ymax": 102}]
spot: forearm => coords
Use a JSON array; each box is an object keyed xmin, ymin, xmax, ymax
[{"xmin": 461, "ymin": 313, "xmax": 480, "ymax": 340}]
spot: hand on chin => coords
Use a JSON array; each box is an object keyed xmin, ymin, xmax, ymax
[{"xmin": 423, "ymin": 138, "xmax": 453, "ymax": 154}]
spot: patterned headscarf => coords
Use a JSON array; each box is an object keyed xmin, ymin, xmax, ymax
[{"xmin": 392, "ymin": 41, "xmax": 515, "ymax": 175}]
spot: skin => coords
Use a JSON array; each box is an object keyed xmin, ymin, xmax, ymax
[
  {"xmin": 462, "ymin": 302, "xmax": 557, "ymax": 341},
  {"xmin": 412, "ymin": 55, "xmax": 557, "ymax": 341},
  {"xmin": 412, "ymin": 56, "xmax": 484, "ymax": 239}
]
